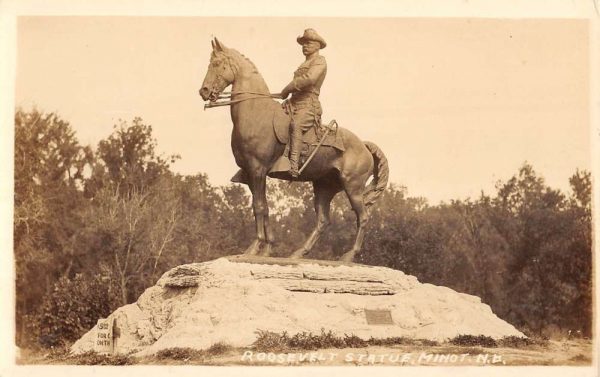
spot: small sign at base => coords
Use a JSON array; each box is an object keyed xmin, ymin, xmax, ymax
[{"xmin": 95, "ymin": 318, "xmax": 114, "ymax": 354}]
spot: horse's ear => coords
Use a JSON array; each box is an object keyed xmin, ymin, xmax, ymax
[
  {"xmin": 211, "ymin": 39, "xmax": 216, "ymax": 50},
  {"xmin": 214, "ymin": 37, "xmax": 226, "ymax": 52}
]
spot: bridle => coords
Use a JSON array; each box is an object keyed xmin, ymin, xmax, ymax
[
  {"xmin": 203, "ymin": 91, "xmax": 282, "ymax": 110},
  {"xmin": 202, "ymin": 52, "xmax": 281, "ymax": 110}
]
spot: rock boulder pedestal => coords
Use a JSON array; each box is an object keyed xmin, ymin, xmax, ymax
[{"xmin": 71, "ymin": 256, "xmax": 524, "ymax": 356}]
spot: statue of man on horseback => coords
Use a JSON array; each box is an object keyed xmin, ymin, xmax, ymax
[
  {"xmin": 280, "ymin": 29, "xmax": 327, "ymax": 178},
  {"xmin": 199, "ymin": 33, "xmax": 389, "ymax": 263}
]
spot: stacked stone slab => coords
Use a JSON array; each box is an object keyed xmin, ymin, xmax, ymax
[{"xmin": 71, "ymin": 256, "xmax": 524, "ymax": 355}]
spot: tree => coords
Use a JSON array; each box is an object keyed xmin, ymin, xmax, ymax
[
  {"xmin": 489, "ymin": 163, "xmax": 591, "ymax": 335},
  {"xmin": 14, "ymin": 109, "xmax": 93, "ymax": 346},
  {"xmin": 163, "ymin": 174, "xmax": 234, "ymax": 264},
  {"xmin": 81, "ymin": 181, "xmax": 180, "ymax": 305},
  {"xmin": 564, "ymin": 170, "xmax": 592, "ymax": 335},
  {"xmin": 74, "ymin": 118, "xmax": 182, "ymax": 304},
  {"xmin": 87, "ymin": 117, "xmax": 178, "ymax": 198}
]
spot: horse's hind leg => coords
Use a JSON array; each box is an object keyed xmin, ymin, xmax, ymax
[
  {"xmin": 340, "ymin": 177, "xmax": 371, "ymax": 263},
  {"xmin": 289, "ymin": 177, "xmax": 340, "ymax": 259}
]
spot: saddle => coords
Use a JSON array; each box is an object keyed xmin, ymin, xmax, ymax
[
  {"xmin": 271, "ymin": 108, "xmax": 345, "ymax": 152},
  {"xmin": 230, "ymin": 109, "xmax": 345, "ymax": 183}
]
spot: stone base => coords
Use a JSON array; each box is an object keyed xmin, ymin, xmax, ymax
[{"xmin": 71, "ymin": 256, "xmax": 524, "ymax": 356}]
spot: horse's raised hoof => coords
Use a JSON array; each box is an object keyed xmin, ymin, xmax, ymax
[
  {"xmin": 339, "ymin": 250, "xmax": 356, "ymax": 263},
  {"xmin": 243, "ymin": 239, "xmax": 261, "ymax": 256},
  {"xmin": 289, "ymin": 248, "xmax": 308, "ymax": 259}
]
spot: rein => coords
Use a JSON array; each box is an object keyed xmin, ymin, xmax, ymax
[{"xmin": 204, "ymin": 91, "xmax": 282, "ymax": 110}]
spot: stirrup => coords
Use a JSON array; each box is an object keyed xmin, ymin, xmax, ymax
[{"xmin": 289, "ymin": 167, "xmax": 300, "ymax": 178}]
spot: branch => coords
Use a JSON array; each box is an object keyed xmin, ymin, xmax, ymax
[{"xmin": 152, "ymin": 205, "xmax": 179, "ymax": 276}]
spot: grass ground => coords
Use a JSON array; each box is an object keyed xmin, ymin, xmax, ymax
[{"xmin": 17, "ymin": 337, "xmax": 593, "ymax": 366}]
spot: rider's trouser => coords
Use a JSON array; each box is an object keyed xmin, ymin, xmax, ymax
[{"xmin": 289, "ymin": 107, "xmax": 321, "ymax": 174}]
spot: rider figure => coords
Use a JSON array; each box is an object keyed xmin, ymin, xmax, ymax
[{"xmin": 280, "ymin": 29, "xmax": 327, "ymax": 177}]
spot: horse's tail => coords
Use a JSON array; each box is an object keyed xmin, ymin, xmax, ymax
[{"xmin": 363, "ymin": 141, "xmax": 389, "ymax": 209}]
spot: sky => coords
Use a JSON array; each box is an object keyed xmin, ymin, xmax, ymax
[{"xmin": 15, "ymin": 17, "xmax": 590, "ymax": 204}]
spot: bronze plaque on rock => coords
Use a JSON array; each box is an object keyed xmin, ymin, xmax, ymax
[{"xmin": 365, "ymin": 309, "xmax": 394, "ymax": 325}]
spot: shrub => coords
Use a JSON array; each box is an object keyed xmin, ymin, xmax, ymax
[
  {"xmin": 37, "ymin": 273, "xmax": 119, "ymax": 348},
  {"xmin": 343, "ymin": 334, "xmax": 368, "ymax": 348},
  {"xmin": 288, "ymin": 332, "xmax": 318, "ymax": 350},
  {"xmin": 253, "ymin": 330, "xmax": 290, "ymax": 352},
  {"xmin": 497, "ymin": 335, "xmax": 535, "ymax": 348},
  {"xmin": 569, "ymin": 354, "xmax": 591, "ymax": 363},
  {"xmin": 254, "ymin": 329, "xmax": 440, "ymax": 351},
  {"xmin": 206, "ymin": 342, "xmax": 233, "ymax": 355},
  {"xmin": 65, "ymin": 351, "xmax": 133, "ymax": 365},
  {"xmin": 368, "ymin": 336, "xmax": 439, "ymax": 347},
  {"xmin": 154, "ymin": 343, "xmax": 231, "ymax": 362},
  {"xmin": 155, "ymin": 347, "xmax": 203, "ymax": 361},
  {"xmin": 318, "ymin": 329, "xmax": 347, "ymax": 349},
  {"xmin": 448, "ymin": 335, "xmax": 497, "ymax": 348}
]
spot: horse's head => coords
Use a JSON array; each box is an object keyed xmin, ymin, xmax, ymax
[{"xmin": 199, "ymin": 38, "xmax": 236, "ymax": 102}]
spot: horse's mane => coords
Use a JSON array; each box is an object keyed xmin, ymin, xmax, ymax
[
  {"xmin": 212, "ymin": 46, "xmax": 269, "ymax": 91},
  {"xmin": 226, "ymin": 48, "xmax": 259, "ymax": 74}
]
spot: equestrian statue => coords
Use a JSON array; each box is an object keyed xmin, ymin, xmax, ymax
[{"xmin": 199, "ymin": 29, "xmax": 389, "ymax": 262}]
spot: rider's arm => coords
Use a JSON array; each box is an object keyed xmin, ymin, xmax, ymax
[
  {"xmin": 292, "ymin": 60, "xmax": 326, "ymax": 91},
  {"xmin": 281, "ymin": 57, "xmax": 326, "ymax": 99}
]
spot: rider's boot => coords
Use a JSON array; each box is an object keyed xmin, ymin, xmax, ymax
[{"xmin": 289, "ymin": 122, "xmax": 302, "ymax": 178}]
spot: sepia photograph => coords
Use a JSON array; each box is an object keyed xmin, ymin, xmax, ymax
[{"xmin": 1, "ymin": 1, "xmax": 598, "ymax": 376}]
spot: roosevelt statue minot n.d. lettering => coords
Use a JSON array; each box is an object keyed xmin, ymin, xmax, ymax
[{"xmin": 199, "ymin": 32, "xmax": 389, "ymax": 262}]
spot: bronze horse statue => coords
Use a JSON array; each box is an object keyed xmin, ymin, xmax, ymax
[{"xmin": 199, "ymin": 38, "xmax": 389, "ymax": 262}]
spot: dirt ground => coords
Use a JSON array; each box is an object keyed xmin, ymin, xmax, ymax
[{"xmin": 18, "ymin": 338, "xmax": 593, "ymax": 366}]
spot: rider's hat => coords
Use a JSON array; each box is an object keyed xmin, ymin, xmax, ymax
[{"xmin": 296, "ymin": 29, "xmax": 326, "ymax": 49}]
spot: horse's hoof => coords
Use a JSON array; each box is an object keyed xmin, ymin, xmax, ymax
[
  {"xmin": 289, "ymin": 248, "xmax": 307, "ymax": 259},
  {"xmin": 339, "ymin": 251, "xmax": 355, "ymax": 263},
  {"xmin": 260, "ymin": 243, "xmax": 273, "ymax": 257},
  {"xmin": 243, "ymin": 240, "xmax": 261, "ymax": 256}
]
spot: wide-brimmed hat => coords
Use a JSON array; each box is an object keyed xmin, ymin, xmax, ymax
[{"xmin": 296, "ymin": 28, "xmax": 326, "ymax": 49}]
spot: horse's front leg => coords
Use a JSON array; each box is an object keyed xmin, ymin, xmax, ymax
[{"xmin": 243, "ymin": 168, "xmax": 272, "ymax": 257}]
